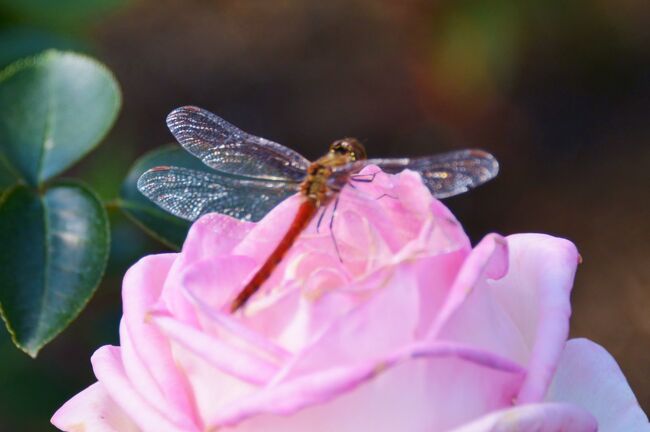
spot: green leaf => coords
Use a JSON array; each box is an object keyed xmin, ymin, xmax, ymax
[
  {"xmin": 119, "ymin": 145, "xmax": 210, "ymax": 250},
  {"xmin": 0, "ymin": 50, "xmax": 121, "ymax": 186},
  {"xmin": 0, "ymin": 181, "xmax": 109, "ymax": 356}
]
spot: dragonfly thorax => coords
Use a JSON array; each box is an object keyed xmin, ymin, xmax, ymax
[{"xmin": 300, "ymin": 163, "xmax": 331, "ymax": 204}]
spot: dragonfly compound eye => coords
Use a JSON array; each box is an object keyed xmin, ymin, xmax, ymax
[{"xmin": 329, "ymin": 138, "xmax": 367, "ymax": 161}]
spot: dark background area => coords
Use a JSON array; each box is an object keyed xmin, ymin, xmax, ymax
[{"xmin": 0, "ymin": 0, "xmax": 648, "ymax": 430}]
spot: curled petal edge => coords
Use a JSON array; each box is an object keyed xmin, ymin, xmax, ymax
[
  {"xmin": 208, "ymin": 340, "xmax": 526, "ymax": 428},
  {"xmin": 449, "ymin": 402, "xmax": 597, "ymax": 432}
]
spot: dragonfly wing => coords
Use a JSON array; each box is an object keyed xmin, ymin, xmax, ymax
[
  {"xmin": 167, "ymin": 106, "xmax": 310, "ymax": 181},
  {"xmin": 333, "ymin": 149, "xmax": 499, "ymax": 199},
  {"xmin": 137, "ymin": 166, "xmax": 299, "ymax": 222}
]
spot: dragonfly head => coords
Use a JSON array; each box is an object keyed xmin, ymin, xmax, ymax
[{"xmin": 329, "ymin": 138, "xmax": 367, "ymax": 161}]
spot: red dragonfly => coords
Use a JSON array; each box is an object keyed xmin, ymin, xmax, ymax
[{"xmin": 138, "ymin": 106, "xmax": 499, "ymax": 312}]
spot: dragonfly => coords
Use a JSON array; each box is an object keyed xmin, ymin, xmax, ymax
[{"xmin": 138, "ymin": 106, "xmax": 499, "ymax": 312}]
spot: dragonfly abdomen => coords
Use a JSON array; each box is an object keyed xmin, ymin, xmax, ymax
[{"xmin": 229, "ymin": 198, "xmax": 319, "ymax": 312}]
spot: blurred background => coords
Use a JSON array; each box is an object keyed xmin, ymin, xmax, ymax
[{"xmin": 0, "ymin": 0, "xmax": 648, "ymax": 429}]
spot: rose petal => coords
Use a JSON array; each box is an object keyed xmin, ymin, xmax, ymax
[
  {"xmin": 51, "ymin": 382, "xmax": 140, "ymax": 432},
  {"xmin": 54, "ymin": 167, "xmax": 645, "ymax": 432},
  {"xmin": 547, "ymin": 338, "xmax": 650, "ymax": 431},
  {"xmin": 429, "ymin": 233, "xmax": 510, "ymax": 339},
  {"xmin": 149, "ymin": 312, "xmax": 279, "ymax": 384},
  {"xmin": 211, "ymin": 341, "xmax": 524, "ymax": 431},
  {"xmin": 430, "ymin": 234, "xmax": 520, "ymax": 365},
  {"xmin": 167, "ymin": 339, "xmax": 257, "ymax": 425},
  {"xmin": 120, "ymin": 320, "xmax": 194, "ymax": 427},
  {"xmin": 91, "ymin": 346, "xmax": 197, "ymax": 432},
  {"xmin": 434, "ymin": 233, "xmax": 580, "ymax": 404},
  {"xmin": 413, "ymin": 248, "xmax": 468, "ymax": 337},
  {"xmin": 337, "ymin": 167, "xmax": 470, "ymax": 259},
  {"xmin": 121, "ymin": 254, "xmax": 198, "ymax": 425},
  {"xmin": 449, "ymin": 402, "xmax": 597, "ymax": 432},
  {"xmin": 233, "ymin": 195, "xmax": 303, "ymax": 261},
  {"xmin": 180, "ymin": 256, "xmax": 257, "ymax": 315},
  {"xmin": 273, "ymin": 263, "xmax": 422, "ymax": 380},
  {"xmin": 494, "ymin": 234, "xmax": 579, "ymax": 403},
  {"xmin": 182, "ymin": 212, "xmax": 255, "ymax": 262},
  {"xmin": 180, "ymin": 259, "xmax": 294, "ymax": 360},
  {"xmin": 160, "ymin": 212, "xmax": 267, "ymax": 324}
]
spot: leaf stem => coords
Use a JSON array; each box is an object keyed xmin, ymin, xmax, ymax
[{"xmin": 104, "ymin": 198, "xmax": 120, "ymax": 211}]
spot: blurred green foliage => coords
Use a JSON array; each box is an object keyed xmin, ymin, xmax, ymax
[
  {"xmin": 0, "ymin": 0, "xmax": 127, "ymax": 32},
  {"xmin": 0, "ymin": 0, "xmax": 128, "ymax": 70},
  {"xmin": 0, "ymin": 26, "xmax": 86, "ymax": 69},
  {"xmin": 429, "ymin": 0, "xmax": 522, "ymax": 97}
]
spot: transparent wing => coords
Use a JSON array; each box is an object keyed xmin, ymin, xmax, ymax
[
  {"xmin": 167, "ymin": 106, "xmax": 310, "ymax": 181},
  {"xmin": 331, "ymin": 149, "xmax": 499, "ymax": 199},
  {"xmin": 137, "ymin": 166, "xmax": 298, "ymax": 222}
]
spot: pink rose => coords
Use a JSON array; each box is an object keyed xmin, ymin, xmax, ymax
[{"xmin": 52, "ymin": 167, "xmax": 648, "ymax": 431}]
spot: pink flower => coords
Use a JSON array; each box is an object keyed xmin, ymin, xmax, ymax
[{"xmin": 52, "ymin": 168, "xmax": 648, "ymax": 432}]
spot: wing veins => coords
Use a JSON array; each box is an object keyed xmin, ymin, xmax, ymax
[
  {"xmin": 137, "ymin": 166, "xmax": 298, "ymax": 222},
  {"xmin": 331, "ymin": 149, "xmax": 498, "ymax": 199},
  {"xmin": 167, "ymin": 106, "xmax": 310, "ymax": 182}
]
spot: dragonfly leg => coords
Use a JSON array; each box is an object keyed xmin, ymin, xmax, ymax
[
  {"xmin": 350, "ymin": 172, "xmax": 377, "ymax": 183},
  {"xmin": 315, "ymin": 204, "xmax": 328, "ymax": 233},
  {"xmin": 375, "ymin": 193, "xmax": 398, "ymax": 200},
  {"xmin": 350, "ymin": 172, "xmax": 397, "ymax": 200},
  {"xmin": 329, "ymin": 196, "xmax": 343, "ymax": 263}
]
